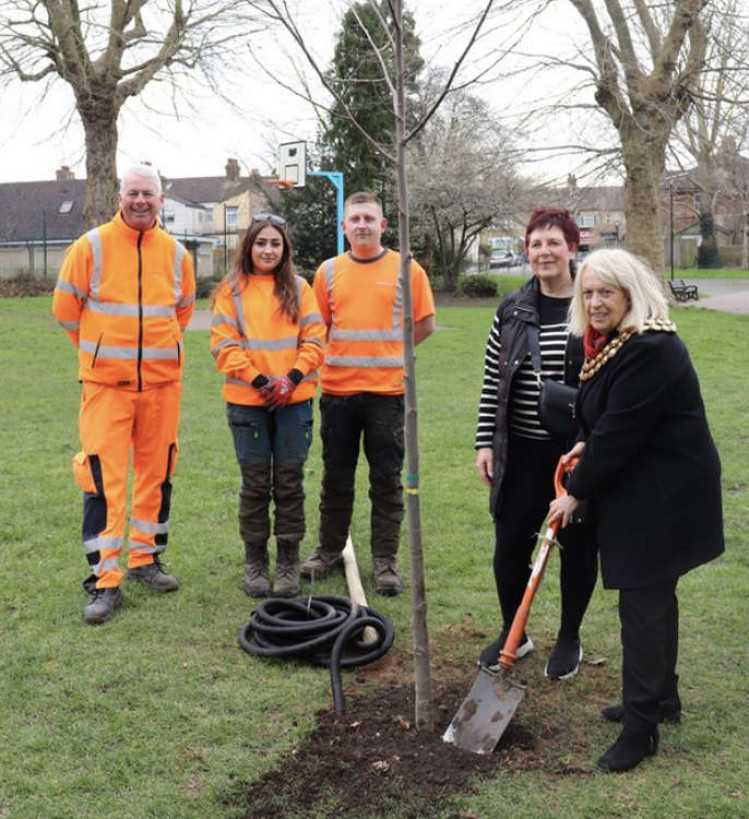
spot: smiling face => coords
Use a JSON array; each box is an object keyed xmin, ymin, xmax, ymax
[
  {"xmin": 581, "ymin": 268, "xmax": 630, "ymax": 335},
  {"xmin": 527, "ymin": 226, "xmax": 576, "ymax": 294},
  {"xmin": 342, "ymin": 200, "xmax": 387, "ymax": 258},
  {"xmin": 250, "ymin": 225, "xmax": 285, "ymax": 274},
  {"xmin": 118, "ymin": 172, "xmax": 164, "ymax": 231}
]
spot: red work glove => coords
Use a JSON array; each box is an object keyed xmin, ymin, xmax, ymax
[{"xmin": 264, "ymin": 375, "xmax": 295, "ymax": 407}]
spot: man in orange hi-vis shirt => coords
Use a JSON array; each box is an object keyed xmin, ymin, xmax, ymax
[
  {"xmin": 300, "ymin": 191, "xmax": 435, "ymax": 595},
  {"xmin": 53, "ymin": 165, "xmax": 195, "ymax": 624}
]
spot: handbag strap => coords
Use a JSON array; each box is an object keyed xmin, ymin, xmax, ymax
[{"xmin": 525, "ymin": 324, "xmax": 543, "ymax": 386}]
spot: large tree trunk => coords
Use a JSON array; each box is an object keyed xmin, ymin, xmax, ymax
[
  {"xmin": 619, "ymin": 115, "xmax": 669, "ymax": 275},
  {"xmin": 78, "ymin": 91, "xmax": 121, "ymax": 227}
]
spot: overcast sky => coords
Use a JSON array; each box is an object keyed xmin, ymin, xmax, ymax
[{"xmin": 0, "ymin": 0, "xmax": 599, "ymax": 186}]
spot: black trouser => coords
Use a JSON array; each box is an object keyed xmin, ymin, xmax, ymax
[
  {"xmin": 318, "ymin": 393, "xmax": 405, "ymax": 557},
  {"xmin": 619, "ymin": 580, "xmax": 680, "ymax": 731},
  {"xmin": 493, "ymin": 433, "xmax": 598, "ymax": 638}
]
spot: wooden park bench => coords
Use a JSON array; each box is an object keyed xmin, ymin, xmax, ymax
[{"xmin": 668, "ymin": 279, "xmax": 699, "ymax": 302}]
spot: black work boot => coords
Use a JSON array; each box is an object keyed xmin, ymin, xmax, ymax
[
  {"xmin": 244, "ymin": 541, "xmax": 270, "ymax": 598},
  {"xmin": 272, "ymin": 540, "xmax": 300, "ymax": 598},
  {"xmin": 83, "ymin": 587, "xmax": 122, "ymax": 624}
]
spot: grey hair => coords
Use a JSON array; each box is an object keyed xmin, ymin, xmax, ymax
[
  {"xmin": 119, "ymin": 164, "xmax": 162, "ymax": 196},
  {"xmin": 569, "ymin": 248, "xmax": 670, "ymax": 335}
]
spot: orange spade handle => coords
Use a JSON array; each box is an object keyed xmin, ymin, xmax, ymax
[{"xmin": 498, "ymin": 455, "xmax": 579, "ymax": 672}]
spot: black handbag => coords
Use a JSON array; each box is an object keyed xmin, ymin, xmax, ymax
[
  {"xmin": 538, "ymin": 379, "xmax": 579, "ymax": 440},
  {"xmin": 526, "ymin": 325, "xmax": 580, "ymax": 440}
]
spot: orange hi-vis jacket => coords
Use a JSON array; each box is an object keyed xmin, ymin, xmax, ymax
[
  {"xmin": 313, "ymin": 249, "xmax": 435, "ymax": 396},
  {"xmin": 53, "ymin": 212, "xmax": 196, "ymax": 391},
  {"xmin": 210, "ymin": 273, "xmax": 326, "ymax": 406}
]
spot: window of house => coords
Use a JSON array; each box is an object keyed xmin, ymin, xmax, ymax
[
  {"xmin": 163, "ymin": 210, "xmax": 175, "ymax": 224},
  {"xmin": 226, "ymin": 206, "xmax": 239, "ymax": 228},
  {"xmin": 577, "ymin": 213, "xmax": 596, "ymax": 227},
  {"xmin": 59, "ymin": 201, "xmax": 73, "ymax": 214}
]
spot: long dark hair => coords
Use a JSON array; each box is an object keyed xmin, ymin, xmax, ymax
[{"xmin": 216, "ymin": 217, "xmax": 300, "ymax": 322}]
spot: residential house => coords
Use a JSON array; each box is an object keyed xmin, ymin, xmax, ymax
[{"xmin": 0, "ymin": 159, "xmax": 275, "ymax": 279}]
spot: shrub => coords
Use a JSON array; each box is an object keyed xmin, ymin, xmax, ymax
[
  {"xmin": 195, "ymin": 274, "xmax": 223, "ymax": 300},
  {"xmin": 459, "ymin": 274, "xmax": 497, "ymax": 298}
]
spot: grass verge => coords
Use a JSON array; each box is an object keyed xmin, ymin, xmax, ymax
[{"xmin": 0, "ymin": 297, "xmax": 746, "ymax": 818}]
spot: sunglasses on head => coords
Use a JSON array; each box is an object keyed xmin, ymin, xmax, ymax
[{"xmin": 252, "ymin": 213, "xmax": 287, "ymax": 227}]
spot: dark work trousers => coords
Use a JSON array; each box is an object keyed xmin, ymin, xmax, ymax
[
  {"xmin": 619, "ymin": 580, "xmax": 679, "ymax": 732},
  {"xmin": 493, "ymin": 433, "xmax": 598, "ymax": 637},
  {"xmin": 319, "ymin": 392, "xmax": 405, "ymax": 557}
]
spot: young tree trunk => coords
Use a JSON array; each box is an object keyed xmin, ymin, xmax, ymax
[
  {"xmin": 78, "ymin": 91, "xmax": 122, "ymax": 228},
  {"xmin": 393, "ymin": 0, "xmax": 432, "ymax": 732}
]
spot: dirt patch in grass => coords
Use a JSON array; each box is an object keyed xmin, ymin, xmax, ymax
[{"xmin": 229, "ymin": 622, "xmax": 614, "ymax": 818}]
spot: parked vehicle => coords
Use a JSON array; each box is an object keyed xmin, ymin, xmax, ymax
[{"xmin": 489, "ymin": 250, "xmax": 517, "ymax": 268}]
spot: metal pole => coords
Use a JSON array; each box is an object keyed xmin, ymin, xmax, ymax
[
  {"xmin": 223, "ymin": 205, "xmax": 228, "ymax": 275},
  {"xmin": 42, "ymin": 209, "xmax": 48, "ymax": 279},
  {"xmin": 307, "ymin": 171, "xmax": 345, "ymax": 254},
  {"xmin": 669, "ymin": 184, "xmax": 675, "ymax": 281}
]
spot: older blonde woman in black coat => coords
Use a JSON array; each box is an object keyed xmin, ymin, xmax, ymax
[{"xmin": 549, "ymin": 248, "xmax": 724, "ymax": 773}]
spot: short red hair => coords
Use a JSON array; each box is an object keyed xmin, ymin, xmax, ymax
[{"xmin": 524, "ymin": 207, "xmax": 580, "ymax": 250}]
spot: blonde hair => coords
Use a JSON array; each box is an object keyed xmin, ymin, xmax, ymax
[{"xmin": 569, "ymin": 248, "xmax": 670, "ymax": 335}]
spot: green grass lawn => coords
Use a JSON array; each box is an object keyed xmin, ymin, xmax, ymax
[{"xmin": 1, "ymin": 297, "xmax": 747, "ymax": 818}]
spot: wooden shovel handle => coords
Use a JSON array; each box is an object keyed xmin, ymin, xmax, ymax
[{"xmin": 498, "ymin": 455, "xmax": 578, "ymax": 671}]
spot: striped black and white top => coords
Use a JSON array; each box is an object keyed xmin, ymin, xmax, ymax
[{"xmin": 476, "ymin": 295, "xmax": 570, "ymax": 447}]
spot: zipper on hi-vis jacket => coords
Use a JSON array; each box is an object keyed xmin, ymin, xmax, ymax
[{"xmin": 137, "ymin": 233, "xmax": 144, "ymax": 392}]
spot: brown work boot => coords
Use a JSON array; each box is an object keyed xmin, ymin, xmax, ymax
[
  {"xmin": 244, "ymin": 541, "xmax": 270, "ymax": 598},
  {"xmin": 126, "ymin": 557, "xmax": 179, "ymax": 592},
  {"xmin": 272, "ymin": 540, "xmax": 300, "ymax": 598},
  {"xmin": 300, "ymin": 545, "xmax": 343, "ymax": 580},
  {"xmin": 83, "ymin": 587, "xmax": 122, "ymax": 624},
  {"xmin": 373, "ymin": 556, "xmax": 403, "ymax": 596}
]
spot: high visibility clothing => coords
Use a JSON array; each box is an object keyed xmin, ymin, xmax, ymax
[
  {"xmin": 53, "ymin": 212, "xmax": 195, "ymax": 391},
  {"xmin": 210, "ymin": 273, "xmax": 326, "ymax": 406},
  {"xmin": 54, "ymin": 212, "xmax": 195, "ymax": 591},
  {"xmin": 313, "ymin": 250, "xmax": 435, "ymax": 395},
  {"xmin": 75, "ymin": 381, "xmax": 182, "ymax": 590}
]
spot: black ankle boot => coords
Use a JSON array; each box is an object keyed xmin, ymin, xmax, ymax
[
  {"xmin": 597, "ymin": 726, "xmax": 659, "ymax": 773},
  {"xmin": 601, "ymin": 698, "xmax": 681, "ymax": 725}
]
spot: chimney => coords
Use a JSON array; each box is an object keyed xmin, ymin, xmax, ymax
[
  {"xmin": 225, "ymin": 158, "xmax": 240, "ymax": 181},
  {"xmin": 567, "ymin": 173, "xmax": 577, "ymax": 190},
  {"xmin": 56, "ymin": 166, "xmax": 75, "ymax": 180}
]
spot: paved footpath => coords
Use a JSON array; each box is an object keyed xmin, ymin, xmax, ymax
[{"xmin": 683, "ymin": 279, "xmax": 749, "ymax": 315}]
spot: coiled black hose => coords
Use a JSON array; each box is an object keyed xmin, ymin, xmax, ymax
[{"xmin": 238, "ymin": 594, "xmax": 394, "ymax": 716}]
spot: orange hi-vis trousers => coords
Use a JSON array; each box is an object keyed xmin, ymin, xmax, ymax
[{"xmin": 73, "ymin": 381, "xmax": 182, "ymax": 591}]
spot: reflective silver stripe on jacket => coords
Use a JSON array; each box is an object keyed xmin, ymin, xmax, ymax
[
  {"xmin": 79, "ymin": 339, "xmax": 183, "ymax": 360},
  {"xmin": 86, "ymin": 226, "xmax": 185, "ymax": 312},
  {"xmin": 55, "ymin": 278, "xmax": 87, "ymax": 300},
  {"xmin": 326, "ymin": 355, "xmax": 403, "ymax": 368},
  {"xmin": 299, "ymin": 312, "xmax": 324, "ymax": 328},
  {"xmin": 173, "ymin": 242, "xmax": 186, "ymax": 304},
  {"xmin": 230, "ymin": 282, "xmax": 300, "ymax": 350},
  {"xmin": 88, "ymin": 228, "xmax": 103, "ymax": 301},
  {"xmin": 323, "ymin": 256, "xmax": 404, "ymax": 368},
  {"xmin": 86, "ymin": 301, "xmax": 176, "ymax": 319},
  {"xmin": 58, "ymin": 320, "xmax": 80, "ymax": 332}
]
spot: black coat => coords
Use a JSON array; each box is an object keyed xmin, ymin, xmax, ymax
[
  {"xmin": 488, "ymin": 277, "xmax": 584, "ymax": 515},
  {"xmin": 566, "ymin": 328, "xmax": 724, "ymax": 590}
]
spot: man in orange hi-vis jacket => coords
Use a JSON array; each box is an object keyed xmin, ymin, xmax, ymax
[
  {"xmin": 53, "ymin": 165, "xmax": 196, "ymax": 624},
  {"xmin": 300, "ymin": 191, "xmax": 435, "ymax": 595}
]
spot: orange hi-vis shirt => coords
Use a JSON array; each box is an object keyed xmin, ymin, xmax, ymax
[
  {"xmin": 210, "ymin": 273, "xmax": 326, "ymax": 406},
  {"xmin": 52, "ymin": 212, "xmax": 196, "ymax": 391},
  {"xmin": 313, "ymin": 249, "xmax": 435, "ymax": 396}
]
